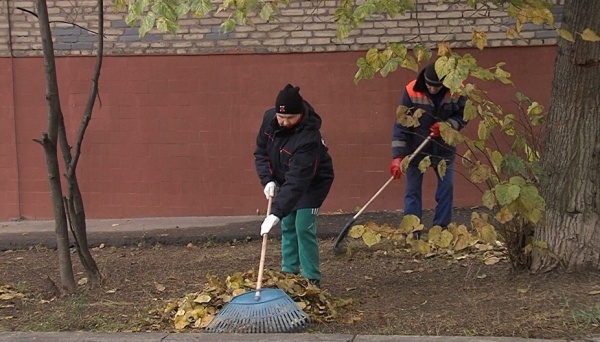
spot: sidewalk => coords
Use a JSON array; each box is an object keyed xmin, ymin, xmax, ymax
[
  {"xmin": 0, "ymin": 215, "xmax": 265, "ymax": 250},
  {"xmin": 1, "ymin": 332, "xmax": 595, "ymax": 342}
]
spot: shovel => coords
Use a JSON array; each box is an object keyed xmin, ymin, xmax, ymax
[{"xmin": 332, "ymin": 134, "xmax": 434, "ymax": 253}]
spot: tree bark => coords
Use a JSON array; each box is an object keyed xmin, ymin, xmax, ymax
[
  {"xmin": 36, "ymin": 0, "xmax": 76, "ymax": 293},
  {"xmin": 532, "ymin": 0, "xmax": 600, "ymax": 272}
]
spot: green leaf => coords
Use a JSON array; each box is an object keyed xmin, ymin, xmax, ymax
[
  {"xmin": 220, "ymin": 18, "xmax": 236, "ymax": 33},
  {"xmin": 490, "ymin": 150, "xmax": 503, "ymax": 173},
  {"xmin": 494, "ymin": 63, "xmax": 512, "ymax": 84},
  {"xmin": 139, "ymin": 11, "xmax": 156, "ymax": 37},
  {"xmin": 463, "ymin": 99, "xmax": 478, "ymax": 121},
  {"xmin": 509, "ymin": 176, "xmax": 526, "ymax": 186},
  {"xmin": 413, "ymin": 44, "xmax": 432, "ymax": 63},
  {"xmin": 482, "ymin": 190, "xmax": 496, "ymax": 210},
  {"xmin": 495, "ymin": 183, "xmax": 520, "ymax": 205},
  {"xmin": 380, "ymin": 58, "xmax": 399, "ymax": 77},
  {"xmin": 366, "ymin": 48, "xmax": 381, "ymax": 69},
  {"xmin": 501, "ymin": 154, "xmax": 527, "ymax": 177},
  {"xmin": 531, "ymin": 160, "xmax": 548, "ymax": 185},
  {"xmin": 259, "ymin": 3, "xmax": 274, "ymax": 21},
  {"xmin": 518, "ymin": 184, "xmax": 545, "ymax": 211},
  {"xmin": 477, "ymin": 120, "xmax": 491, "ymax": 140}
]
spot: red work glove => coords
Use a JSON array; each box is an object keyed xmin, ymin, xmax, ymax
[
  {"xmin": 390, "ymin": 157, "xmax": 403, "ymax": 179},
  {"xmin": 430, "ymin": 122, "xmax": 441, "ymax": 137}
]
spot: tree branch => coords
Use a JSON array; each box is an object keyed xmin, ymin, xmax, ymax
[{"xmin": 16, "ymin": 6, "xmax": 106, "ymax": 38}]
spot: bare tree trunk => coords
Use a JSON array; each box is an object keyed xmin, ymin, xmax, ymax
[
  {"xmin": 56, "ymin": 0, "xmax": 105, "ymax": 285},
  {"xmin": 36, "ymin": 0, "xmax": 76, "ymax": 293},
  {"xmin": 532, "ymin": 0, "xmax": 600, "ymax": 272}
]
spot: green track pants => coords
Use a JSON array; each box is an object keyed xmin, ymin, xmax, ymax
[{"xmin": 280, "ymin": 208, "xmax": 321, "ymax": 281}]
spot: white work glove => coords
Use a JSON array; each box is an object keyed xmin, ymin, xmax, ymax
[
  {"xmin": 261, "ymin": 214, "xmax": 280, "ymax": 236},
  {"xmin": 263, "ymin": 181, "xmax": 277, "ymax": 200}
]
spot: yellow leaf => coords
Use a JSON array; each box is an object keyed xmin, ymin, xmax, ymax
[
  {"xmin": 557, "ymin": 28, "xmax": 575, "ymax": 42},
  {"xmin": 581, "ymin": 29, "xmax": 600, "ymax": 42},
  {"xmin": 437, "ymin": 159, "xmax": 447, "ymax": 179},
  {"xmin": 155, "ymin": 283, "xmax": 166, "ymax": 292},
  {"xmin": 77, "ymin": 278, "xmax": 88, "ymax": 286},
  {"xmin": 174, "ymin": 314, "xmax": 190, "ymax": 330},
  {"xmin": 418, "ymin": 156, "xmax": 431, "ymax": 173},
  {"xmin": 471, "ymin": 29, "xmax": 487, "ymax": 50},
  {"xmin": 495, "ymin": 206, "xmax": 514, "ymax": 224},
  {"xmin": 517, "ymin": 286, "xmax": 530, "ymax": 294},
  {"xmin": 437, "ymin": 42, "xmax": 451, "ymax": 56},
  {"xmin": 412, "ymin": 240, "xmax": 431, "ymax": 255},
  {"xmin": 479, "ymin": 224, "xmax": 497, "ymax": 245},
  {"xmin": 195, "ymin": 314, "xmax": 214, "ymax": 328},
  {"xmin": 484, "ymin": 256, "xmax": 500, "ymax": 265},
  {"xmin": 0, "ymin": 294, "xmax": 15, "ymax": 300},
  {"xmin": 232, "ymin": 289, "xmax": 246, "ymax": 296},
  {"xmin": 362, "ymin": 231, "xmax": 381, "ymax": 247},
  {"xmin": 349, "ymin": 225, "xmax": 365, "ymax": 239},
  {"xmin": 399, "ymin": 214, "xmax": 421, "ymax": 234},
  {"xmin": 193, "ymin": 294, "xmax": 211, "ymax": 303}
]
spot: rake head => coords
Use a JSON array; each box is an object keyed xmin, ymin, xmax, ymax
[{"xmin": 205, "ymin": 288, "xmax": 310, "ymax": 333}]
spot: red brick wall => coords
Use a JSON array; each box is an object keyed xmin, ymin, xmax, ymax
[{"xmin": 0, "ymin": 46, "xmax": 556, "ymax": 219}]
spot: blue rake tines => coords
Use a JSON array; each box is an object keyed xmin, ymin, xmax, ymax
[{"xmin": 205, "ymin": 288, "xmax": 310, "ymax": 333}]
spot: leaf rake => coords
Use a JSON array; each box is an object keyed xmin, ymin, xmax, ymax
[{"xmin": 205, "ymin": 197, "xmax": 310, "ymax": 333}]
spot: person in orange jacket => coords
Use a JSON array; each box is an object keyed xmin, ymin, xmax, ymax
[{"xmin": 390, "ymin": 63, "xmax": 467, "ymax": 237}]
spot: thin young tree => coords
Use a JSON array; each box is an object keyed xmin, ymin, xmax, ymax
[{"xmin": 27, "ymin": 0, "xmax": 105, "ymax": 293}]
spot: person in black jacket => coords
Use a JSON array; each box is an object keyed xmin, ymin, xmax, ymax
[
  {"xmin": 254, "ymin": 84, "xmax": 334, "ymax": 286},
  {"xmin": 390, "ymin": 62, "xmax": 467, "ymax": 236}
]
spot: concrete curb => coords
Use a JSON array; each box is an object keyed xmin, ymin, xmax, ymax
[{"xmin": 1, "ymin": 332, "xmax": 596, "ymax": 342}]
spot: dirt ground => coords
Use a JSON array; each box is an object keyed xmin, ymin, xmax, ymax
[{"xmin": 1, "ymin": 210, "xmax": 599, "ymax": 339}]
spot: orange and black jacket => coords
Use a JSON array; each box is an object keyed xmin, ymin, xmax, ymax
[
  {"xmin": 254, "ymin": 101, "xmax": 334, "ymax": 219},
  {"xmin": 392, "ymin": 69, "xmax": 467, "ymax": 165}
]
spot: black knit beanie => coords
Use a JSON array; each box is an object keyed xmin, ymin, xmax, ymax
[
  {"xmin": 275, "ymin": 84, "xmax": 303, "ymax": 114},
  {"xmin": 423, "ymin": 62, "xmax": 443, "ymax": 86}
]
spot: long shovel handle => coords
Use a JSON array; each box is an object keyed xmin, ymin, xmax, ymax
[
  {"xmin": 332, "ymin": 135, "xmax": 433, "ymax": 253},
  {"xmin": 255, "ymin": 196, "xmax": 272, "ymax": 300}
]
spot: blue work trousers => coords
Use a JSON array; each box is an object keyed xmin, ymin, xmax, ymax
[{"xmin": 404, "ymin": 162, "xmax": 454, "ymax": 227}]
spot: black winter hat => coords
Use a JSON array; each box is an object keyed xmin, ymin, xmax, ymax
[
  {"xmin": 424, "ymin": 62, "xmax": 444, "ymax": 86},
  {"xmin": 275, "ymin": 84, "xmax": 303, "ymax": 114}
]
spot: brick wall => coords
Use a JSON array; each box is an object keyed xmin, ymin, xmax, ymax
[
  {"xmin": 1, "ymin": 0, "xmax": 563, "ymax": 57},
  {"xmin": 1, "ymin": 46, "xmax": 557, "ymax": 220}
]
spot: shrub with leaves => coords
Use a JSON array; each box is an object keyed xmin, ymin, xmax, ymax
[{"xmin": 162, "ymin": 269, "xmax": 355, "ymax": 330}]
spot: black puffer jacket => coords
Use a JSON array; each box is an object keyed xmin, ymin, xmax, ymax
[{"xmin": 254, "ymin": 101, "xmax": 334, "ymax": 219}]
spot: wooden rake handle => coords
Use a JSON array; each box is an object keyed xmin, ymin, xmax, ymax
[
  {"xmin": 255, "ymin": 196, "xmax": 273, "ymax": 300},
  {"xmin": 353, "ymin": 134, "xmax": 434, "ymax": 219}
]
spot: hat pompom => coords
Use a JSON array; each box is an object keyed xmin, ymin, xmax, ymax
[{"xmin": 275, "ymin": 84, "xmax": 303, "ymax": 114}]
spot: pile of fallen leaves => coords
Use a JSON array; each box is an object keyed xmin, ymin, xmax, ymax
[
  {"xmin": 0, "ymin": 285, "xmax": 24, "ymax": 302},
  {"xmin": 346, "ymin": 212, "xmax": 508, "ymax": 265},
  {"xmin": 162, "ymin": 269, "xmax": 355, "ymax": 330}
]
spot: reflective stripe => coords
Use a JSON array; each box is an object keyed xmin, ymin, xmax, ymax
[
  {"xmin": 447, "ymin": 118, "xmax": 459, "ymax": 130},
  {"xmin": 392, "ymin": 141, "xmax": 407, "ymax": 148}
]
